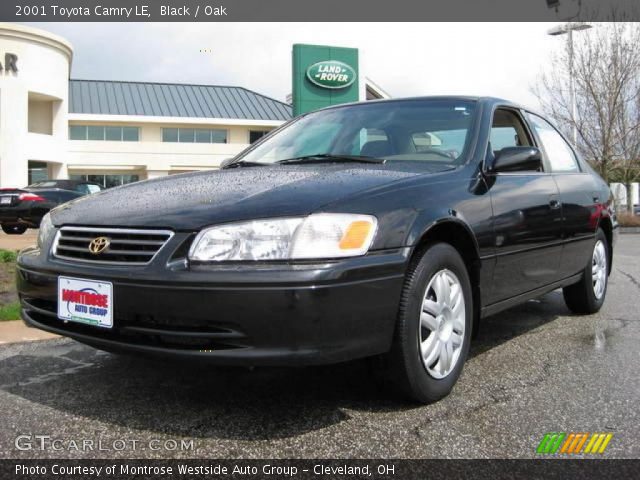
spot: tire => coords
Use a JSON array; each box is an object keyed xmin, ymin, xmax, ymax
[
  {"xmin": 385, "ymin": 242, "xmax": 473, "ymax": 404},
  {"xmin": 562, "ymin": 228, "xmax": 609, "ymax": 314},
  {"xmin": 1, "ymin": 224, "xmax": 27, "ymax": 235}
]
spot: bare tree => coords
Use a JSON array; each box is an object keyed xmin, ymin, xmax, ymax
[{"xmin": 533, "ymin": 22, "xmax": 640, "ymax": 212}]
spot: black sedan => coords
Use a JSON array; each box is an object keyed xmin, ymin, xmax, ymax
[
  {"xmin": 0, "ymin": 187, "xmax": 85, "ymax": 234},
  {"xmin": 17, "ymin": 97, "xmax": 617, "ymax": 403},
  {"xmin": 27, "ymin": 179, "xmax": 102, "ymax": 195}
]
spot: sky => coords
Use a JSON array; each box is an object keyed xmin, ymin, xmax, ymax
[{"xmin": 26, "ymin": 22, "xmax": 571, "ymax": 110}]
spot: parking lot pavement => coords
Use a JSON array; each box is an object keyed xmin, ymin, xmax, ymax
[
  {"xmin": 0, "ymin": 230, "xmax": 38, "ymax": 251},
  {"xmin": 0, "ymin": 235, "xmax": 638, "ymax": 460}
]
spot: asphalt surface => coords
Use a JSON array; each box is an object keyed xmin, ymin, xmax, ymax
[{"xmin": 0, "ymin": 235, "xmax": 638, "ymax": 459}]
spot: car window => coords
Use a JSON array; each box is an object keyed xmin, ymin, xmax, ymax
[
  {"xmin": 75, "ymin": 185, "xmax": 89, "ymax": 194},
  {"xmin": 252, "ymin": 122, "xmax": 343, "ymax": 163},
  {"xmin": 58, "ymin": 191, "xmax": 81, "ymax": 202},
  {"xmin": 490, "ymin": 109, "xmax": 532, "ymax": 153},
  {"xmin": 238, "ymin": 99, "xmax": 478, "ymax": 165},
  {"xmin": 361, "ymin": 128, "xmax": 388, "ymax": 144},
  {"xmin": 527, "ymin": 113, "xmax": 580, "ymax": 173},
  {"xmin": 28, "ymin": 181, "xmax": 56, "ymax": 188},
  {"xmin": 411, "ymin": 129, "xmax": 467, "ymax": 158},
  {"xmin": 85, "ymin": 184, "xmax": 101, "ymax": 194}
]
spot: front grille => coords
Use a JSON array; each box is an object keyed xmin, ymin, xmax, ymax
[{"xmin": 52, "ymin": 226, "xmax": 173, "ymax": 265}]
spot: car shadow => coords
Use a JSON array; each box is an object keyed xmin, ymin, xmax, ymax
[
  {"xmin": 469, "ymin": 290, "xmax": 568, "ymax": 359},
  {"xmin": 0, "ymin": 291, "xmax": 567, "ymax": 441}
]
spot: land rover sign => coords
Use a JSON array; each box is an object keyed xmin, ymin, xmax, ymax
[{"xmin": 306, "ymin": 60, "xmax": 356, "ymax": 89}]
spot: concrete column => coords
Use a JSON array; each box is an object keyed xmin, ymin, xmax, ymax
[
  {"xmin": 0, "ymin": 80, "xmax": 28, "ymax": 186},
  {"xmin": 0, "ymin": 23, "xmax": 73, "ymax": 188}
]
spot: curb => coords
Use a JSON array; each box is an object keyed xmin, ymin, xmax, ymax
[
  {"xmin": 620, "ymin": 227, "xmax": 640, "ymax": 234},
  {"xmin": 0, "ymin": 320, "xmax": 59, "ymax": 344}
]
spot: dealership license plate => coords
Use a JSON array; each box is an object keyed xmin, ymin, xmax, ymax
[
  {"xmin": 0, "ymin": 196, "xmax": 11, "ymax": 204},
  {"xmin": 57, "ymin": 276, "xmax": 113, "ymax": 328}
]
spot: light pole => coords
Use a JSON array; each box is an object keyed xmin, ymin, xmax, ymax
[{"xmin": 547, "ymin": 22, "xmax": 592, "ymax": 146}]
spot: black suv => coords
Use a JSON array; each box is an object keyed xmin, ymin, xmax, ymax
[{"xmin": 17, "ymin": 97, "xmax": 617, "ymax": 403}]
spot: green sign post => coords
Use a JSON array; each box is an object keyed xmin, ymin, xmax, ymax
[{"xmin": 292, "ymin": 44, "xmax": 359, "ymax": 116}]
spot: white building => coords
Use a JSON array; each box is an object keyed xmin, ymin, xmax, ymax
[
  {"xmin": 610, "ymin": 182, "xmax": 639, "ymax": 210},
  {"xmin": 0, "ymin": 23, "xmax": 291, "ymax": 189}
]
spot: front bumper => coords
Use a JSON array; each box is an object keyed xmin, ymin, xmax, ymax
[
  {"xmin": 17, "ymin": 239, "xmax": 408, "ymax": 366},
  {"xmin": 0, "ymin": 204, "xmax": 40, "ymax": 227}
]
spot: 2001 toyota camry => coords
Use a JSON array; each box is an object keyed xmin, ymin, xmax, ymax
[{"xmin": 17, "ymin": 97, "xmax": 617, "ymax": 403}]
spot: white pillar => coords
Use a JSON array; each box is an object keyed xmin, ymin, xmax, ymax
[
  {"xmin": 0, "ymin": 24, "xmax": 73, "ymax": 187},
  {"xmin": 0, "ymin": 79, "xmax": 29, "ymax": 186}
]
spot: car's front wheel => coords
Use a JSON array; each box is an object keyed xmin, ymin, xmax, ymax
[
  {"xmin": 386, "ymin": 242, "xmax": 472, "ymax": 403},
  {"xmin": 563, "ymin": 228, "xmax": 609, "ymax": 314},
  {"xmin": 1, "ymin": 224, "xmax": 27, "ymax": 235}
]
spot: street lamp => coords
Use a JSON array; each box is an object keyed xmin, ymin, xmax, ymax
[{"xmin": 547, "ymin": 22, "xmax": 592, "ymax": 146}]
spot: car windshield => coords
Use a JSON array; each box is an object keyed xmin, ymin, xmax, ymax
[{"xmin": 237, "ymin": 99, "xmax": 478, "ymax": 166}]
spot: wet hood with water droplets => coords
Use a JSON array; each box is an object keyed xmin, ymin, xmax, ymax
[{"xmin": 50, "ymin": 164, "xmax": 444, "ymax": 230}]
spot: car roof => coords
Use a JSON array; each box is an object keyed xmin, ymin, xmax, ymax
[
  {"xmin": 306, "ymin": 95, "xmax": 526, "ymax": 113},
  {"xmin": 29, "ymin": 180, "xmax": 101, "ymax": 187},
  {"xmin": 26, "ymin": 187, "xmax": 83, "ymax": 193}
]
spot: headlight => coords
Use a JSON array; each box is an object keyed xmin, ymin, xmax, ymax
[
  {"xmin": 37, "ymin": 213, "xmax": 56, "ymax": 250},
  {"xmin": 188, "ymin": 213, "xmax": 377, "ymax": 262}
]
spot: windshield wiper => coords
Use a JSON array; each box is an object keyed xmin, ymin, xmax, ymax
[
  {"xmin": 222, "ymin": 161, "xmax": 270, "ymax": 169},
  {"xmin": 276, "ymin": 154, "xmax": 385, "ymax": 165}
]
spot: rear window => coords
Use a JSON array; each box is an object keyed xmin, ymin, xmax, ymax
[{"xmin": 28, "ymin": 181, "xmax": 57, "ymax": 188}]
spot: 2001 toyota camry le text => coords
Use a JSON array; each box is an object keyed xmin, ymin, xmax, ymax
[{"xmin": 17, "ymin": 97, "xmax": 617, "ymax": 403}]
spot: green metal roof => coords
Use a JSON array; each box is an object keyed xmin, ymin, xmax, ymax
[{"xmin": 69, "ymin": 79, "xmax": 292, "ymax": 121}]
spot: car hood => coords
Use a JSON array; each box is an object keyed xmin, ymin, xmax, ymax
[{"xmin": 50, "ymin": 163, "xmax": 448, "ymax": 230}]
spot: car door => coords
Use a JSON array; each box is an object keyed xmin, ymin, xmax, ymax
[
  {"xmin": 526, "ymin": 112, "xmax": 598, "ymax": 278},
  {"xmin": 57, "ymin": 190, "xmax": 84, "ymax": 204},
  {"xmin": 485, "ymin": 108, "xmax": 564, "ymax": 304}
]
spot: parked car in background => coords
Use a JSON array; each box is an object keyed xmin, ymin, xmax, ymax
[
  {"xmin": 0, "ymin": 180, "xmax": 100, "ymax": 234},
  {"xmin": 634, "ymin": 204, "xmax": 640, "ymax": 216},
  {"xmin": 18, "ymin": 97, "xmax": 617, "ymax": 403},
  {"xmin": 27, "ymin": 180, "xmax": 102, "ymax": 195}
]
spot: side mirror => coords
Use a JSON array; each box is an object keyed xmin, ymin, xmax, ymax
[
  {"xmin": 490, "ymin": 147, "xmax": 542, "ymax": 173},
  {"xmin": 219, "ymin": 158, "xmax": 235, "ymax": 169}
]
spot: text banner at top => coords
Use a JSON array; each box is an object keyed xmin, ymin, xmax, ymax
[{"xmin": 2, "ymin": 0, "xmax": 640, "ymax": 22}]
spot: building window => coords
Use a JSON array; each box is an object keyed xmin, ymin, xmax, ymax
[
  {"xmin": 122, "ymin": 127, "xmax": 139, "ymax": 141},
  {"xmin": 195, "ymin": 129, "xmax": 211, "ymax": 143},
  {"xmin": 69, "ymin": 125, "xmax": 87, "ymax": 140},
  {"xmin": 88, "ymin": 125, "xmax": 105, "ymax": 140},
  {"xmin": 69, "ymin": 125, "xmax": 140, "ymax": 142},
  {"xmin": 70, "ymin": 173, "xmax": 140, "ymax": 189},
  {"xmin": 28, "ymin": 161, "xmax": 49, "ymax": 184},
  {"xmin": 162, "ymin": 128, "xmax": 179, "ymax": 142},
  {"xmin": 179, "ymin": 128, "xmax": 195, "ymax": 143},
  {"xmin": 105, "ymin": 126, "xmax": 121, "ymax": 141},
  {"xmin": 162, "ymin": 128, "xmax": 227, "ymax": 144},
  {"xmin": 249, "ymin": 130, "xmax": 271, "ymax": 144}
]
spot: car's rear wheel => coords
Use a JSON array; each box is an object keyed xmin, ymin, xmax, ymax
[
  {"xmin": 1, "ymin": 224, "xmax": 27, "ymax": 235},
  {"xmin": 562, "ymin": 228, "xmax": 609, "ymax": 314},
  {"xmin": 386, "ymin": 242, "xmax": 472, "ymax": 403}
]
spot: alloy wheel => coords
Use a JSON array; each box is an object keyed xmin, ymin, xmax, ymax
[
  {"xmin": 592, "ymin": 240, "xmax": 607, "ymax": 300},
  {"xmin": 418, "ymin": 269, "xmax": 466, "ymax": 379}
]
